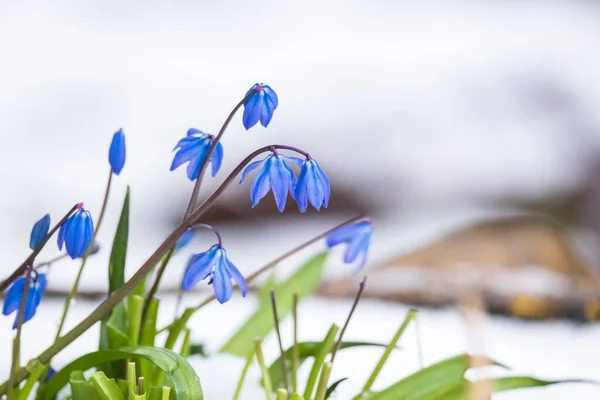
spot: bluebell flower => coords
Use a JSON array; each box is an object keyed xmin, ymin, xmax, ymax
[
  {"xmin": 181, "ymin": 244, "xmax": 247, "ymax": 304},
  {"xmin": 326, "ymin": 220, "xmax": 374, "ymax": 273},
  {"xmin": 170, "ymin": 128, "xmax": 224, "ymax": 180},
  {"xmin": 109, "ymin": 128, "xmax": 126, "ymax": 175},
  {"xmin": 242, "ymin": 83, "xmax": 278, "ymax": 130},
  {"xmin": 295, "ymin": 158, "xmax": 331, "ymax": 212},
  {"xmin": 29, "ymin": 214, "xmax": 51, "ymax": 250},
  {"xmin": 2, "ymin": 274, "xmax": 47, "ymax": 329},
  {"xmin": 240, "ymin": 152, "xmax": 303, "ymax": 212},
  {"xmin": 176, "ymin": 228, "xmax": 195, "ymax": 251},
  {"xmin": 57, "ymin": 205, "xmax": 94, "ymax": 259}
]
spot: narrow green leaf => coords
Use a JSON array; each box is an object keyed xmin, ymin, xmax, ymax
[
  {"xmin": 492, "ymin": 376, "xmax": 593, "ymax": 393},
  {"xmin": 16, "ymin": 362, "xmax": 46, "ymax": 400},
  {"xmin": 38, "ymin": 346, "xmax": 203, "ymax": 400},
  {"xmin": 89, "ymin": 371, "xmax": 125, "ymax": 400},
  {"xmin": 99, "ymin": 302, "xmax": 129, "ymax": 378},
  {"xmin": 69, "ymin": 371, "xmax": 101, "ymax": 400},
  {"xmin": 140, "ymin": 299, "xmax": 160, "ymax": 381},
  {"xmin": 221, "ymin": 253, "xmax": 327, "ymax": 357},
  {"xmin": 269, "ymin": 341, "xmax": 391, "ymax": 389},
  {"xmin": 304, "ymin": 324, "xmax": 338, "ymax": 400},
  {"xmin": 360, "ymin": 354, "xmax": 498, "ymax": 400},
  {"xmin": 325, "ymin": 378, "xmax": 348, "ymax": 399},
  {"xmin": 127, "ymin": 295, "xmax": 144, "ymax": 345},
  {"xmin": 109, "ymin": 186, "xmax": 130, "ymax": 293}
]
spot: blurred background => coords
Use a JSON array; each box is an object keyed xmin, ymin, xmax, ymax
[{"xmin": 2, "ymin": 0, "xmax": 600, "ymax": 398}]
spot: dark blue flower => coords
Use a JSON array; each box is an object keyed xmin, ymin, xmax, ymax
[
  {"xmin": 170, "ymin": 128, "xmax": 224, "ymax": 180},
  {"xmin": 295, "ymin": 158, "xmax": 331, "ymax": 212},
  {"xmin": 239, "ymin": 152, "xmax": 303, "ymax": 212},
  {"xmin": 46, "ymin": 366, "xmax": 57, "ymax": 382},
  {"xmin": 326, "ymin": 220, "xmax": 374, "ymax": 273},
  {"xmin": 176, "ymin": 228, "xmax": 196, "ymax": 251},
  {"xmin": 29, "ymin": 214, "xmax": 51, "ymax": 250},
  {"xmin": 109, "ymin": 128, "xmax": 126, "ymax": 175},
  {"xmin": 181, "ymin": 244, "xmax": 247, "ymax": 304},
  {"xmin": 57, "ymin": 206, "xmax": 94, "ymax": 259},
  {"xmin": 242, "ymin": 83, "xmax": 278, "ymax": 130},
  {"xmin": 2, "ymin": 274, "xmax": 47, "ymax": 329}
]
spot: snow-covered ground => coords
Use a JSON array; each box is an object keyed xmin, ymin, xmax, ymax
[{"xmin": 1, "ymin": 294, "xmax": 599, "ymax": 399}]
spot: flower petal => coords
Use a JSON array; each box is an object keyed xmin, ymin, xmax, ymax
[
  {"xmin": 212, "ymin": 252, "xmax": 233, "ymax": 304},
  {"xmin": 211, "ymin": 142, "xmax": 224, "ymax": 177},
  {"xmin": 250, "ymin": 157, "xmax": 273, "ymax": 207},
  {"xmin": 242, "ymin": 93, "xmax": 262, "ymax": 130},
  {"xmin": 313, "ymin": 160, "xmax": 331, "ymax": 208},
  {"xmin": 181, "ymin": 247, "xmax": 219, "ymax": 291},
  {"xmin": 269, "ymin": 155, "xmax": 291, "ymax": 212},
  {"xmin": 224, "ymin": 258, "xmax": 247, "ymax": 297},
  {"xmin": 259, "ymin": 94, "xmax": 276, "ymax": 127},
  {"xmin": 240, "ymin": 159, "xmax": 264, "ymax": 184},
  {"xmin": 263, "ymin": 85, "xmax": 278, "ymax": 109},
  {"xmin": 284, "ymin": 156, "xmax": 304, "ymax": 168},
  {"xmin": 187, "ymin": 128, "xmax": 205, "ymax": 137},
  {"xmin": 186, "ymin": 145, "xmax": 210, "ymax": 180},
  {"xmin": 306, "ymin": 163, "xmax": 325, "ymax": 211},
  {"xmin": 30, "ymin": 214, "xmax": 50, "ymax": 250},
  {"xmin": 2, "ymin": 277, "xmax": 26, "ymax": 316},
  {"xmin": 326, "ymin": 223, "xmax": 362, "ymax": 248},
  {"xmin": 295, "ymin": 163, "xmax": 310, "ymax": 213},
  {"xmin": 344, "ymin": 233, "xmax": 370, "ymax": 264},
  {"xmin": 57, "ymin": 217, "xmax": 70, "ymax": 251},
  {"xmin": 170, "ymin": 140, "xmax": 206, "ymax": 171}
]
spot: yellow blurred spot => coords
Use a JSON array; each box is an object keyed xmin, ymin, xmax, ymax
[
  {"xmin": 584, "ymin": 299, "xmax": 600, "ymax": 322},
  {"xmin": 510, "ymin": 296, "xmax": 549, "ymax": 318}
]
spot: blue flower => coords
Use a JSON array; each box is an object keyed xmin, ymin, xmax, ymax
[
  {"xmin": 176, "ymin": 228, "xmax": 196, "ymax": 251},
  {"xmin": 109, "ymin": 128, "xmax": 126, "ymax": 175},
  {"xmin": 181, "ymin": 244, "xmax": 247, "ymax": 304},
  {"xmin": 242, "ymin": 83, "xmax": 278, "ymax": 130},
  {"xmin": 295, "ymin": 158, "xmax": 331, "ymax": 212},
  {"xmin": 2, "ymin": 274, "xmax": 47, "ymax": 329},
  {"xmin": 326, "ymin": 220, "xmax": 374, "ymax": 273},
  {"xmin": 170, "ymin": 128, "xmax": 224, "ymax": 180},
  {"xmin": 239, "ymin": 152, "xmax": 303, "ymax": 212},
  {"xmin": 57, "ymin": 206, "xmax": 94, "ymax": 259},
  {"xmin": 30, "ymin": 214, "xmax": 51, "ymax": 250}
]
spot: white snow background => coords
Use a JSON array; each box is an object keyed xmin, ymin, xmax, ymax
[{"xmin": 1, "ymin": 0, "xmax": 600, "ymax": 398}]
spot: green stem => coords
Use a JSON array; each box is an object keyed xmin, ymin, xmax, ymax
[
  {"xmin": 331, "ymin": 277, "xmax": 366, "ymax": 362},
  {"xmin": 255, "ymin": 339, "xmax": 273, "ymax": 400},
  {"xmin": 55, "ymin": 170, "xmax": 113, "ymax": 340},
  {"xmin": 362, "ymin": 309, "xmax": 418, "ymax": 393},
  {"xmin": 0, "ymin": 206, "xmax": 77, "ymax": 294},
  {"xmin": 276, "ymin": 388, "xmax": 288, "ymax": 400},
  {"xmin": 141, "ymin": 88, "xmax": 259, "ymax": 319},
  {"xmin": 314, "ymin": 362, "xmax": 333, "ymax": 400},
  {"xmin": 127, "ymin": 362, "xmax": 136, "ymax": 395},
  {"xmin": 8, "ymin": 268, "xmax": 32, "ymax": 400},
  {"xmin": 16, "ymin": 362, "xmax": 45, "ymax": 400},
  {"xmin": 303, "ymin": 324, "xmax": 339, "ymax": 400},
  {"xmin": 270, "ymin": 291, "xmax": 289, "ymax": 392},
  {"xmin": 0, "ymin": 156, "xmax": 356, "ymax": 395},
  {"xmin": 291, "ymin": 294, "xmax": 299, "ymax": 393},
  {"xmin": 233, "ymin": 349, "xmax": 255, "ymax": 400},
  {"xmin": 161, "ymin": 386, "xmax": 171, "ymax": 400},
  {"xmin": 127, "ymin": 295, "xmax": 144, "ymax": 345}
]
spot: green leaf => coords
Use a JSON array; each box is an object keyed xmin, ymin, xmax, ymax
[
  {"xmin": 359, "ymin": 354, "xmax": 498, "ymax": 400},
  {"xmin": 188, "ymin": 343, "xmax": 208, "ymax": 358},
  {"xmin": 109, "ymin": 186, "xmax": 130, "ymax": 293},
  {"xmin": 269, "ymin": 341, "xmax": 391, "ymax": 389},
  {"xmin": 99, "ymin": 302, "xmax": 130, "ymax": 378},
  {"xmin": 69, "ymin": 371, "xmax": 101, "ymax": 400},
  {"xmin": 325, "ymin": 378, "xmax": 348, "ymax": 399},
  {"xmin": 17, "ymin": 362, "xmax": 46, "ymax": 400},
  {"xmin": 38, "ymin": 346, "xmax": 203, "ymax": 400},
  {"xmin": 492, "ymin": 376, "xmax": 593, "ymax": 393},
  {"xmin": 89, "ymin": 371, "xmax": 125, "ymax": 400},
  {"xmin": 220, "ymin": 252, "xmax": 327, "ymax": 357}
]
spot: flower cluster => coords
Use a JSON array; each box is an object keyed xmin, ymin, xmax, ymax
[{"xmin": 171, "ymin": 128, "xmax": 224, "ymax": 181}]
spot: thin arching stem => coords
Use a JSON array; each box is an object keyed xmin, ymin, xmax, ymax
[
  {"xmin": 55, "ymin": 169, "xmax": 113, "ymax": 340},
  {"xmin": 0, "ymin": 206, "xmax": 78, "ymax": 293},
  {"xmin": 0, "ymin": 145, "xmax": 314, "ymax": 394},
  {"xmin": 141, "ymin": 87, "xmax": 259, "ymax": 319},
  {"xmin": 190, "ymin": 223, "xmax": 223, "ymax": 246}
]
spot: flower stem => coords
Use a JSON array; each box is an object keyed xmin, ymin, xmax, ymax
[
  {"xmin": 362, "ymin": 309, "xmax": 418, "ymax": 393},
  {"xmin": 0, "ymin": 148, "xmax": 336, "ymax": 394},
  {"xmin": 255, "ymin": 339, "xmax": 273, "ymax": 400},
  {"xmin": 0, "ymin": 206, "xmax": 78, "ymax": 294},
  {"xmin": 314, "ymin": 362, "xmax": 333, "ymax": 400},
  {"xmin": 291, "ymin": 293, "xmax": 299, "ymax": 393},
  {"xmin": 54, "ymin": 169, "xmax": 113, "ymax": 341},
  {"xmin": 276, "ymin": 389, "xmax": 288, "ymax": 400},
  {"xmin": 270, "ymin": 291, "xmax": 289, "ymax": 392},
  {"xmin": 303, "ymin": 324, "xmax": 339, "ymax": 400},
  {"xmin": 8, "ymin": 268, "xmax": 32, "ymax": 400},
  {"xmin": 330, "ymin": 277, "xmax": 366, "ymax": 362},
  {"xmin": 141, "ymin": 88, "xmax": 259, "ymax": 319},
  {"xmin": 233, "ymin": 348, "xmax": 255, "ymax": 400},
  {"xmin": 191, "ymin": 223, "xmax": 222, "ymax": 246}
]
